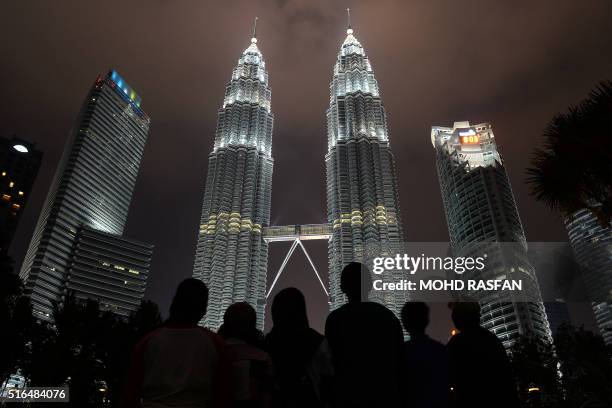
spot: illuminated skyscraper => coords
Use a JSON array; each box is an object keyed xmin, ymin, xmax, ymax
[
  {"xmin": 192, "ymin": 24, "xmax": 273, "ymax": 330},
  {"xmin": 565, "ymin": 208, "xmax": 612, "ymax": 346},
  {"xmin": 431, "ymin": 121, "xmax": 552, "ymax": 348},
  {"xmin": 0, "ymin": 136, "xmax": 42, "ymax": 254},
  {"xmin": 326, "ymin": 18, "xmax": 405, "ymax": 312},
  {"xmin": 20, "ymin": 70, "xmax": 151, "ymax": 320}
]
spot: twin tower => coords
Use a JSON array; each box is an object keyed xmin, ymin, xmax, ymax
[
  {"xmin": 192, "ymin": 20, "xmax": 405, "ymax": 329},
  {"xmin": 16, "ymin": 15, "xmax": 551, "ymax": 346},
  {"xmin": 193, "ymin": 19, "xmax": 552, "ymax": 348}
]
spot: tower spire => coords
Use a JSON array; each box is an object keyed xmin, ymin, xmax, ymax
[
  {"xmin": 251, "ymin": 16, "xmax": 258, "ymax": 43},
  {"xmin": 346, "ymin": 8, "xmax": 353, "ymax": 34}
]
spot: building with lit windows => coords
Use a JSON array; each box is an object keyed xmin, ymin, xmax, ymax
[
  {"xmin": 20, "ymin": 70, "xmax": 151, "ymax": 320},
  {"xmin": 66, "ymin": 226, "xmax": 153, "ymax": 317},
  {"xmin": 0, "ymin": 136, "xmax": 42, "ymax": 254},
  {"xmin": 431, "ymin": 121, "xmax": 552, "ymax": 348},
  {"xmin": 565, "ymin": 208, "xmax": 612, "ymax": 346},
  {"xmin": 192, "ymin": 25, "xmax": 273, "ymax": 330},
  {"xmin": 326, "ymin": 20, "xmax": 405, "ymax": 313}
]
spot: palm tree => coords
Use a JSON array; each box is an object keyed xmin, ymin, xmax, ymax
[{"xmin": 527, "ymin": 81, "xmax": 612, "ymax": 225}]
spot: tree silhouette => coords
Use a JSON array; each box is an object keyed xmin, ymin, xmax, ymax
[
  {"xmin": 16, "ymin": 292, "xmax": 161, "ymax": 407},
  {"xmin": 0, "ymin": 253, "xmax": 32, "ymax": 381},
  {"xmin": 509, "ymin": 335, "xmax": 561, "ymax": 407},
  {"xmin": 555, "ymin": 324, "xmax": 612, "ymax": 407},
  {"xmin": 527, "ymin": 80, "xmax": 612, "ymax": 225}
]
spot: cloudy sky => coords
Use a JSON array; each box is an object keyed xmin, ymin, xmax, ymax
[{"xmin": 2, "ymin": 0, "xmax": 610, "ymax": 339}]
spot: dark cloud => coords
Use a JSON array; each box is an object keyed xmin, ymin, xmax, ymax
[{"xmin": 2, "ymin": 0, "xmax": 609, "ymax": 339}]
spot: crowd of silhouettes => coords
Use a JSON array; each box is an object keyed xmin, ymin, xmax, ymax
[{"xmin": 121, "ymin": 262, "xmax": 520, "ymax": 408}]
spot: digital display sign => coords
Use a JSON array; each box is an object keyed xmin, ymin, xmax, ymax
[
  {"xmin": 460, "ymin": 135, "xmax": 480, "ymax": 144},
  {"xmin": 458, "ymin": 129, "xmax": 480, "ymax": 145}
]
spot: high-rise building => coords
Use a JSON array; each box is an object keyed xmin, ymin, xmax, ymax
[
  {"xmin": 326, "ymin": 21, "xmax": 405, "ymax": 313},
  {"xmin": 0, "ymin": 136, "xmax": 42, "ymax": 254},
  {"xmin": 431, "ymin": 121, "xmax": 551, "ymax": 348},
  {"xmin": 192, "ymin": 26, "xmax": 273, "ymax": 330},
  {"xmin": 67, "ymin": 226, "xmax": 153, "ymax": 317},
  {"xmin": 565, "ymin": 208, "xmax": 612, "ymax": 346},
  {"xmin": 20, "ymin": 70, "xmax": 151, "ymax": 320}
]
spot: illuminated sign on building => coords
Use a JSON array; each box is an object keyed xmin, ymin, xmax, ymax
[
  {"xmin": 460, "ymin": 134, "xmax": 480, "ymax": 144},
  {"xmin": 458, "ymin": 128, "xmax": 481, "ymax": 144},
  {"xmin": 109, "ymin": 70, "xmax": 142, "ymax": 108}
]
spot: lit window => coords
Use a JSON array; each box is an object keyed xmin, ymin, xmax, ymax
[
  {"xmin": 18, "ymin": 191, "xmax": 24, "ymax": 196},
  {"xmin": 9, "ymin": 182, "xmax": 14, "ymax": 188}
]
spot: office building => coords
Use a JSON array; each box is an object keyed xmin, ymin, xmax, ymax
[
  {"xmin": 0, "ymin": 136, "xmax": 42, "ymax": 254},
  {"xmin": 432, "ymin": 121, "xmax": 551, "ymax": 348},
  {"xmin": 565, "ymin": 208, "xmax": 612, "ymax": 346},
  {"xmin": 67, "ymin": 226, "xmax": 152, "ymax": 317},
  {"xmin": 20, "ymin": 70, "xmax": 151, "ymax": 319}
]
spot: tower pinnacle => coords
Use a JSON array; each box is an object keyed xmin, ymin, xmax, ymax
[
  {"xmin": 251, "ymin": 16, "xmax": 258, "ymax": 43},
  {"xmin": 346, "ymin": 8, "xmax": 353, "ymax": 34}
]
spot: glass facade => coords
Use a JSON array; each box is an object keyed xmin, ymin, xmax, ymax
[
  {"xmin": 432, "ymin": 121, "xmax": 552, "ymax": 348},
  {"xmin": 19, "ymin": 71, "xmax": 151, "ymax": 320},
  {"xmin": 67, "ymin": 226, "xmax": 153, "ymax": 317},
  {"xmin": 565, "ymin": 208, "xmax": 612, "ymax": 346}
]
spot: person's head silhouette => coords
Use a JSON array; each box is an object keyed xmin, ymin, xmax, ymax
[
  {"xmin": 271, "ymin": 287, "xmax": 309, "ymax": 330},
  {"xmin": 168, "ymin": 278, "xmax": 208, "ymax": 325},
  {"xmin": 221, "ymin": 302, "xmax": 257, "ymax": 341},
  {"xmin": 340, "ymin": 262, "xmax": 372, "ymax": 303},
  {"xmin": 401, "ymin": 302, "xmax": 429, "ymax": 336},
  {"xmin": 449, "ymin": 301, "xmax": 481, "ymax": 332}
]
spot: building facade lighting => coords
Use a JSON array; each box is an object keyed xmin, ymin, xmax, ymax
[
  {"xmin": 20, "ymin": 70, "xmax": 151, "ymax": 320},
  {"xmin": 431, "ymin": 121, "xmax": 552, "ymax": 349},
  {"xmin": 192, "ymin": 26, "xmax": 274, "ymax": 330},
  {"xmin": 326, "ymin": 23, "xmax": 406, "ymax": 314}
]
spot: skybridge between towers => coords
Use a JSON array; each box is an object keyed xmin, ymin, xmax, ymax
[{"xmin": 263, "ymin": 224, "xmax": 332, "ymax": 299}]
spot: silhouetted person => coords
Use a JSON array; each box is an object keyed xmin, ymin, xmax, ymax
[
  {"xmin": 325, "ymin": 262, "xmax": 404, "ymax": 408},
  {"xmin": 447, "ymin": 302, "xmax": 520, "ymax": 408},
  {"xmin": 220, "ymin": 302, "xmax": 273, "ymax": 408},
  {"xmin": 264, "ymin": 287, "xmax": 332, "ymax": 408},
  {"xmin": 401, "ymin": 302, "xmax": 449, "ymax": 408},
  {"xmin": 122, "ymin": 278, "xmax": 230, "ymax": 408}
]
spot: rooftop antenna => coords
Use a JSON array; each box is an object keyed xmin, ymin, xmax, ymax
[
  {"xmin": 346, "ymin": 8, "xmax": 353, "ymax": 34},
  {"xmin": 251, "ymin": 16, "xmax": 258, "ymax": 43}
]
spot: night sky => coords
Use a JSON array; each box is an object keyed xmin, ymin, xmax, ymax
[{"xmin": 2, "ymin": 0, "xmax": 610, "ymax": 340}]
